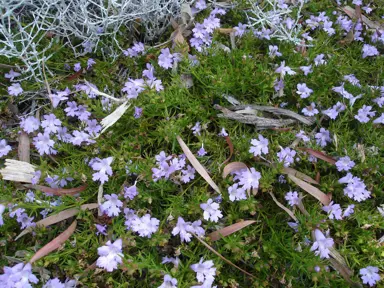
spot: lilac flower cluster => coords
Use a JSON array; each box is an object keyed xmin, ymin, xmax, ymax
[
  {"xmin": 200, "ymin": 199, "xmax": 223, "ymax": 222},
  {"xmin": 0, "ymin": 139, "xmax": 12, "ymax": 157},
  {"xmin": 226, "ymin": 166, "xmax": 261, "ymax": 202},
  {"xmin": 123, "ymin": 42, "xmax": 145, "ymax": 58},
  {"xmin": 172, "ymin": 216, "xmax": 205, "ymax": 242},
  {"xmin": 277, "ymin": 147, "xmax": 296, "ymax": 167},
  {"xmin": 158, "ymin": 48, "xmax": 181, "ymax": 69},
  {"xmin": 190, "ymin": 8, "xmax": 226, "ymax": 52},
  {"xmin": 152, "ymin": 151, "xmax": 196, "ymax": 184},
  {"xmin": 322, "ymin": 102, "xmax": 346, "ymax": 120},
  {"xmin": 305, "ymin": 12, "xmax": 335, "ymax": 36},
  {"xmin": 0, "ymin": 263, "xmax": 38, "ymax": 287},
  {"xmin": 339, "ymin": 173, "xmax": 371, "ymax": 202},
  {"xmin": 310, "ymin": 229, "xmax": 334, "ymax": 259},
  {"xmin": 190, "ymin": 258, "xmax": 217, "ymax": 288},
  {"xmin": 9, "ymin": 207, "xmax": 35, "ymax": 229},
  {"xmin": 249, "ymin": 134, "xmax": 269, "ymax": 157},
  {"xmin": 96, "ymin": 238, "xmax": 123, "ymax": 272},
  {"xmin": 90, "ymin": 157, "xmax": 113, "ymax": 184}
]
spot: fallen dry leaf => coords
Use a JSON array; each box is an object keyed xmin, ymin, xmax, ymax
[
  {"xmin": 299, "ymin": 148, "xmax": 336, "ymax": 165},
  {"xmin": 192, "ymin": 232, "xmax": 255, "ymax": 279},
  {"xmin": 222, "ymin": 162, "xmax": 248, "ymax": 178},
  {"xmin": 29, "ymin": 220, "xmax": 77, "ymax": 264},
  {"xmin": 288, "ymin": 174, "xmax": 331, "ymax": 206},
  {"xmin": 269, "ymin": 192, "xmax": 298, "ymax": 222},
  {"xmin": 97, "ymin": 101, "xmax": 131, "ymax": 137},
  {"xmin": 177, "ymin": 136, "xmax": 221, "ymax": 194},
  {"xmin": 341, "ymin": 6, "xmax": 382, "ymax": 30},
  {"xmin": 16, "ymin": 203, "xmax": 98, "ymax": 240},
  {"xmin": 23, "ymin": 184, "xmax": 87, "ymax": 196},
  {"xmin": 0, "ymin": 159, "xmax": 36, "ymax": 183},
  {"xmin": 283, "ymin": 167, "xmax": 319, "ymax": 185},
  {"xmin": 208, "ymin": 220, "xmax": 256, "ymax": 241}
]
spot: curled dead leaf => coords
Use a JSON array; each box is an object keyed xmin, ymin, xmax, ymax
[
  {"xmin": 23, "ymin": 184, "xmax": 87, "ymax": 196},
  {"xmin": 221, "ymin": 136, "xmax": 234, "ymax": 166},
  {"xmin": 288, "ymin": 174, "xmax": 330, "ymax": 205},
  {"xmin": 299, "ymin": 148, "xmax": 336, "ymax": 165},
  {"xmin": 222, "ymin": 162, "xmax": 248, "ymax": 178},
  {"xmin": 208, "ymin": 220, "xmax": 256, "ymax": 241},
  {"xmin": 269, "ymin": 192, "xmax": 298, "ymax": 222},
  {"xmin": 29, "ymin": 220, "xmax": 77, "ymax": 264}
]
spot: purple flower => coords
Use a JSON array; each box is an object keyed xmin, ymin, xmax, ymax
[
  {"xmin": 71, "ymin": 130, "xmax": 93, "ymax": 146},
  {"xmin": 277, "ymin": 147, "xmax": 296, "ymax": 167},
  {"xmin": 16, "ymin": 211, "xmax": 36, "ymax": 229},
  {"xmin": 249, "ymin": 135, "xmax": 269, "ymax": 157},
  {"xmin": 274, "ymin": 78, "xmax": 285, "ymax": 92},
  {"xmin": 300, "ymin": 65, "xmax": 313, "ymax": 75},
  {"xmin": 322, "ymin": 201, "xmax": 343, "ymax": 220},
  {"xmin": 344, "ymin": 74, "xmax": 361, "ymax": 87},
  {"xmin": 275, "ymin": 61, "xmax": 296, "ymax": 76},
  {"xmin": 181, "ymin": 165, "xmax": 196, "ymax": 183},
  {"xmin": 8, "ymin": 83, "xmax": 23, "ymax": 96},
  {"xmin": 158, "ymin": 48, "xmax": 175, "ymax": 69},
  {"xmin": 373, "ymin": 95, "xmax": 384, "ymax": 107},
  {"xmin": 96, "ymin": 239, "xmax": 123, "ymax": 272},
  {"xmin": 101, "ymin": 194, "xmax": 123, "ymax": 217},
  {"xmin": 142, "ymin": 63, "xmax": 155, "ymax": 80},
  {"xmin": 20, "ymin": 116, "xmax": 40, "ymax": 134},
  {"xmin": 76, "ymin": 105, "xmax": 91, "ymax": 121},
  {"xmin": 323, "ymin": 102, "xmax": 346, "ymax": 120},
  {"xmin": 315, "ymin": 128, "xmax": 331, "ymax": 147},
  {"xmin": 339, "ymin": 173, "xmax": 371, "ymax": 202},
  {"xmin": 0, "ymin": 204, "xmax": 5, "ymax": 226},
  {"xmin": 355, "ymin": 105, "xmax": 376, "ymax": 123},
  {"xmin": 192, "ymin": 122, "xmax": 202, "ymax": 136},
  {"xmin": 195, "ymin": 0, "xmax": 207, "ymax": 10},
  {"xmin": 90, "ymin": 157, "xmax": 113, "ymax": 184},
  {"xmin": 51, "ymin": 88, "xmax": 70, "ymax": 108},
  {"xmin": 123, "ymin": 184, "xmax": 138, "ymax": 200},
  {"xmin": 122, "ymin": 78, "xmax": 145, "ymax": 99},
  {"xmin": 335, "ymin": 156, "xmax": 355, "ymax": 172},
  {"xmin": 172, "ymin": 217, "xmax": 194, "ymax": 242},
  {"xmin": 234, "ymin": 23, "xmax": 247, "ymax": 37},
  {"xmin": 33, "ymin": 132, "xmax": 56, "ymax": 155},
  {"xmin": 314, "ymin": 54, "xmax": 326, "ymax": 66},
  {"xmin": 87, "ymin": 58, "xmax": 96, "ymax": 69},
  {"xmin": 362, "ymin": 44, "xmax": 379, "ymax": 58},
  {"xmin": 360, "ymin": 266, "xmax": 381, "ymax": 287},
  {"xmin": 373, "ymin": 113, "xmax": 384, "ymax": 124},
  {"xmin": 268, "ymin": 45, "xmax": 282, "ymax": 58},
  {"xmin": 296, "ymin": 130, "xmax": 310, "ymax": 142},
  {"xmin": 343, "ymin": 204, "xmax": 355, "ymax": 217},
  {"xmin": 228, "ymin": 183, "xmax": 246, "ymax": 202},
  {"xmin": 74, "ymin": 63, "xmax": 81, "ymax": 72},
  {"xmin": 31, "ymin": 170, "xmax": 41, "ymax": 185},
  {"xmin": 218, "ymin": 127, "xmax": 228, "ymax": 137},
  {"xmin": 0, "ymin": 263, "xmax": 39, "ymax": 287},
  {"xmin": 197, "ymin": 144, "xmax": 207, "ymax": 156},
  {"xmin": 190, "ymin": 258, "xmax": 216, "ymax": 285},
  {"xmin": 41, "ymin": 114, "xmax": 62, "ymax": 134},
  {"xmin": 200, "ymin": 199, "xmax": 223, "ymax": 222},
  {"xmin": 159, "ymin": 275, "xmax": 178, "ymax": 288},
  {"xmin": 296, "ymin": 83, "xmax": 313, "ymax": 99},
  {"xmin": 310, "ymin": 229, "xmax": 334, "ymax": 259},
  {"xmin": 131, "ymin": 214, "xmax": 160, "ymax": 238},
  {"xmin": 285, "ymin": 191, "xmax": 300, "ymax": 206},
  {"xmin": 0, "ymin": 139, "xmax": 12, "ymax": 157},
  {"xmin": 85, "ymin": 119, "xmax": 102, "ymax": 136},
  {"xmin": 203, "ymin": 15, "xmax": 221, "ymax": 33},
  {"xmin": 43, "ymin": 278, "xmax": 76, "ymax": 288},
  {"xmin": 238, "ymin": 167, "xmax": 261, "ymax": 190},
  {"xmin": 123, "ymin": 42, "xmax": 145, "ymax": 58},
  {"xmin": 65, "ymin": 101, "xmax": 79, "ymax": 117},
  {"xmin": 4, "ymin": 69, "xmax": 21, "ymax": 80}
]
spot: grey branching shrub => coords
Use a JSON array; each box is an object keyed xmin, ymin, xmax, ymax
[
  {"xmin": 245, "ymin": 0, "xmax": 306, "ymax": 45},
  {"xmin": 0, "ymin": 0, "xmax": 192, "ymax": 81}
]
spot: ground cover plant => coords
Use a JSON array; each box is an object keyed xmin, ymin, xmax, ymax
[{"xmin": 0, "ymin": 0, "xmax": 383, "ymax": 287}]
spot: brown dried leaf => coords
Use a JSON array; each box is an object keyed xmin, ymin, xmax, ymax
[
  {"xmin": 29, "ymin": 220, "xmax": 77, "ymax": 264},
  {"xmin": 338, "ymin": 29, "xmax": 355, "ymax": 45},
  {"xmin": 222, "ymin": 162, "xmax": 248, "ymax": 178},
  {"xmin": 208, "ymin": 220, "xmax": 256, "ymax": 241},
  {"xmin": 23, "ymin": 184, "xmax": 87, "ymax": 196},
  {"xmin": 18, "ymin": 132, "xmax": 30, "ymax": 163},
  {"xmin": 282, "ymin": 167, "xmax": 319, "ymax": 185},
  {"xmin": 269, "ymin": 192, "xmax": 298, "ymax": 222},
  {"xmin": 221, "ymin": 136, "xmax": 234, "ymax": 166},
  {"xmin": 299, "ymin": 148, "xmax": 336, "ymax": 165},
  {"xmin": 341, "ymin": 6, "xmax": 382, "ymax": 30},
  {"xmin": 288, "ymin": 174, "xmax": 331, "ymax": 205},
  {"xmin": 217, "ymin": 28, "xmax": 235, "ymax": 34},
  {"xmin": 177, "ymin": 136, "xmax": 221, "ymax": 194},
  {"xmin": 16, "ymin": 203, "xmax": 98, "ymax": 240},
  {"xmin": 192, "ymin": 233, "xmax": 255, "ymax": 279}
]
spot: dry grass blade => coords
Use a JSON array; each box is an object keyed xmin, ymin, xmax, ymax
[
  {"xmin": 282, "ymin": 167, "xmax": 319, "ymax": 185},
  {"xmin": 192, "ymin": 233, "xmax": 255, "ymax": 279},
  {"xmin": 177, "ymin": 136, "xmax": 221, "ymax": 194},
  {"xmin": 98, "ymin": 184, "xmax": 103, "ymax": 216},
  {"xmin": 328, "ymin": 258, "xmax": 362, "ymax": 288},
  {"xmin": 23, "ymin": 184, "xmax": 87, "ymax": 196},
  {"xmin": 18, "ymin": 132, "xmax": 30, "ymax": 163},
  {"xmin": 221, "ymin": 136, "xmax": 234, "ymax": 166},
  {"xmin": 299, "ymin": 148, "xmax": 336, "ymax": 165},
  {"xmin": 222, "ymin": 162, "xmax": 248, "ymax": 178},
  {"xmin": 0, "ymin": 159, "xmax": 36, "ymax": 183},
  {"xmin": 288, "ymin": 174, "xmax": 330, "ymax": 205},
  {"xmin": 208, "ymin": 220, "xmax": 256, "ymax": 241},
  {"xmin": 29, "ymin": 220, "xmax": 77, "ymax": 264},
  {"xmin": 16, "ymin": 203, "xmax": 98, "ymax": 240},
  {"xmin": 269, "ymin": 192, "xmax": 298, "ymax": 222},
  {"xmin": 84, "ymin": 80, "xmax": 124, "ymax": 103},
  {"xmin": 97, "ymin": 101, "xmax": 131, "ymax": 137}
]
